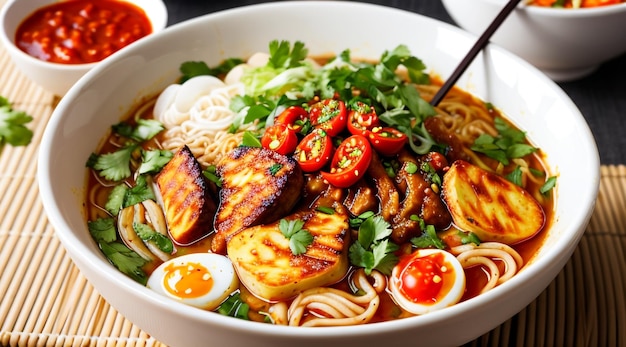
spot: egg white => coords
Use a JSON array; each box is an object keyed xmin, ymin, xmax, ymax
[
  {"xmin": 147, "ymin": 253, "xmax": 239, "ymax": 310},
  {"xmin": 388, "ymin": 248, "xmax": 466, "ymax": 315}
]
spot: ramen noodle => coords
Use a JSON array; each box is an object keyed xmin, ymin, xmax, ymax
[{"xmin": 85, "ymin": 41, "xmax": 555, "ymax": 326}]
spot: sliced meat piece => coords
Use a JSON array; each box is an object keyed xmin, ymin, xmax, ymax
[
  {"xmin": 155, "ymin": 145, "xmax": 217, "ymax": 245},
  {"xmin": 211, "ymin": 146, "xmax": 304, "ymax": 254}
]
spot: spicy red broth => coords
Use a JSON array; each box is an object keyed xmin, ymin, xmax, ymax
[{"xmin": 15, "ymin": 0, "xmax": 152, "ymax": 64}]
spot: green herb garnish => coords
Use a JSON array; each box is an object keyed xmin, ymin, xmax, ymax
[
  {"xmin": 471, "ymin": 117, "xmax": 537, "ymax": 165},
  {"xmin": 133, "ymin": 222, "xmax": 173, "ymax": 253},
  {"xmin": 0, "ymin": 96, "xmax": 33, "ymax": 147},
  {"xmin": 348, "ymin": 215, "xmax": 398, "ymax": 275},
  {"xmin": 279, "ymin": 219, "xmax": 314, "ymax": 255},
  {"xmin": 88, "ymin": 217, "xmax": 147, "ymax": 285},
  {"xmin": 410, "ymin": 217, "xmax": 446, "ymax": 250}
]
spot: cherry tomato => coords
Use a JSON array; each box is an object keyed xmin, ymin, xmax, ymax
[
  {"xmin": 321, "ymin": 134, "xmax": 372, "ymax": 188},
  {"xmin": 347, "ymin": 101, "xmax": 380, "ymax": 136},
  {"xmin": 275, "ymin": 106, "xmax": 309, "ymax": 133},
  {"xmin": 366, "ymin": 127, "xmax": 408, "ymax": 156},
  {"xmin": 261, "ymin": 123, "xmax": 298, "ymax": 155},
  {"xmin": 294, "ymin": 129, "xmax": 333, "ymax": 172},
  {"xmin": 308, "ymin": 99, "xmax": 347, "ymax": 137}
]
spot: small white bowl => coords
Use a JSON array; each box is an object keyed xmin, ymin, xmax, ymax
[
  {"xmin": 442, "ymin": 0, "xmax": 626, "ymax": 81},
  {"xmin": 0, "ymin": 0, "xmax": 168, "ymax": 96},
  {"xmin": 38, "ymin": 2, "xmax": 600, "ymax": 347}
]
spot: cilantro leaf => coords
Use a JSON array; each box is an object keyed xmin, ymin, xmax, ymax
[
  {"xmin": 279, "ymin": 219, "xmax": 313, "ymax": 255},
  {"xmin": 105, "ymin": 184, "xmax": 128, "ymax": 216},
  {"xmin": 123, "ymin": 175, "xmax": 156, "ymax": 207},
  {"xmin": 99, "ymin": 241, "xmax": 148, "ymax": 285},
  {"xmin": 0, "ymin": 96, "xmax": 33, "ymax": 147},
  {"xmin": 132, "ymin": 119, "xmax": 164, "ymax": 142},
  {"xmin": 88, "ymin": 217, "xmax": 148, "ymax": 284},
  {"xmin": 471, "ymin": 117, "xmax": 537, "ymax": 165},
  {"xmin": 268, "ymin": 40, "xmax": 308, "ymax": 69},
  {"xmin": 411, "ymin": 223, "xmax": 446, "ymax": 250},
  {"xmin": 349, "ymin": 215, "xmax": 398, "ymax": 275},
  {"xmin": 133, "ymin": 222, "xmax": 173, "ymax": 253},
  {"xmin": 88, "ymin": 145, "xmax": 138, "ymax": 181},
  {"xmin": 139, "ymin": 149, "xmax": 172, "ymax": 174},
  {"xmin": 88, "ymin": 217, "xmax": 117, "ymax": 243}
]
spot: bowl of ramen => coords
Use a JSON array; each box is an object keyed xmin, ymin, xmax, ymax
[
  {"xmin": 37, "ymin": 2, "xmax": 600, "ymax": 347},
  {"xmin": 0, "ymin": 0, "xmax": 168, "ymax": 96},
  {"xmin": 442, "ymin": 0, "xmax": 626, "ymax": 81}
]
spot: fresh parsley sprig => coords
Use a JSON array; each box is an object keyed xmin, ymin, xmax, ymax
[
  {"xmin": 88, "ymin": 217, "xmax": 148, "ymax": 284},
  {"xmin": 87, "ymin": 120, "xmax": 169, "ymax": 181},
  {"xmin": 410, "ymin": 216, "xmax": 446, "ymax": 250},
  {"xmin": 349, "ymin": 214, "xmax": 398, "ymax": 275},
  {"xmin": 0, "ymin": 96, "xmax": 33, "ymax": 147},
  {"xmin": 279, "ymin": 219, "xmax": 314, "ymax": 255}
]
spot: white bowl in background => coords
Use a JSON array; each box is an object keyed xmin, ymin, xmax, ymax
[
  {"xmin": 37, "ymin": 2, "xmax": 600, "ymax": 347},
  {"xmin": 0, "ymin": 0, "xmax": 168, "ymax": 96},
  {"xmin": 442, "ymin": 0, "xmax": 626, "ymax": 81}
]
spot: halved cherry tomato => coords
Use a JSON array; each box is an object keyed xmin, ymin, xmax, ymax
[
  {"xmin": 294, "ymin": 128, "xmax": 333, "ymax": 172},
  {"xmin": 366, "ymin": 127, "xmax": 408, "ymax": 156},
  {"xmin": 275, "ymin": 106, "xmax": 309, "ymax": 133},
  {"xmin": 347, "ymin": 101, "xmax": 380, "ymax": 136},
  {"xmin": 321, "ymin": 134, "xmax": 372, "ymax": 188},
  {"xmin": 261, "ymin": 123, "xmax": 298, "ymax": 155},
  {"xmin": 308, "ymin": 99, "xmax": 347, "ymax": 137}
]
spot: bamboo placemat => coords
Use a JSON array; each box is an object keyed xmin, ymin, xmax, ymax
[{"xmin": 1, "ymin": 9, "xmax": 624, "ymax": 347}]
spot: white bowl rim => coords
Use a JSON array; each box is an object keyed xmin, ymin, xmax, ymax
[{"xmin": 37, "ymin": 0, "xmax": 600, "ymax": 341}]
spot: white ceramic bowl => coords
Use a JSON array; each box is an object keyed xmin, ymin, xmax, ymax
[
  {"xmin": 442, "ymin": 0, "xmax": 626, "ymax": 81},
  {"xmin": 0, "ymin": 0, "xmax": 168, "ymax": 96},
  {"xmin": 37, "ymin": 2, "xmax": 600, "ymax": 347}
]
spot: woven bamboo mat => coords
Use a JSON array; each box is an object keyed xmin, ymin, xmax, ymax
[{"xmin": 1, "ymin": 8, "xmax": 625, "ymax": 347}]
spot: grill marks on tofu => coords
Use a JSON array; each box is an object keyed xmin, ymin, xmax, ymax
[
  {"xmin": 155, "ymin": 145, "xmax": 217, "ymax": 245},
  {"xmin": 442, "ymin": 160, "xmax": 546, "ymax": 244},
  {"xmin": 211, "ymin": 147, "xmax": 304, "ymax": 254},
  {"xmin": 227, "ymin": 203, "xmax": 350, "ymax": 301}
]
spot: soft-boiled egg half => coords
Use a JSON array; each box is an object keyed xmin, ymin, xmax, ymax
[
  {"xmin": 388, "ymin": 248, "xmax": 465, "ymax": 315},
  {"xmin": 147, "ymin": 253, "xmax": 239, "ymax": 310}
]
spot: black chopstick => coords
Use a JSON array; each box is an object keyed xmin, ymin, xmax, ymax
[{"xmin": 430, "ymin": 0, "xmax": 522, "ymax": 107}]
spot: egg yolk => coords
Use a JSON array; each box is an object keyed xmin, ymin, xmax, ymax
[
  {"xmin": 397, "ymin": 252, "xmax": 451, "ymax": 304},
  {"xmin": 162, "ymin": 261, "xmax": 214, "ymax": 299}
]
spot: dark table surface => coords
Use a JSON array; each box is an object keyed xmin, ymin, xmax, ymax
[{"xmin": 162, "ymin": 0, "xmax": 626, "ymax": 165}]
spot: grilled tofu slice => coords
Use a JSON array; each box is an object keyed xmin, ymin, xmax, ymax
[
  {"xmin": 442, "ymin": 160, "xmax": 545, "ymax": 244},
  {"xmin": 155, "ymin": 145, "xmax": 217, "ymax": 245},
  {"xmin": 211, "ymin": 146, "xmax": 304, "ymax": 254},
  {"xmin": 227, "ymin": 202, "xmax": 350, "ymax": 301}
]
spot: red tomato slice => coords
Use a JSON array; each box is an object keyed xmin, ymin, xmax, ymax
[
  {"xmin": 294, "ymin": 128, "xmax": 333, "ymax": 172},
  {"xmin": 275, "ymin": 106, "xmax": 309, "ymax": 133},
  {"xmin": 347, "ymin": 101, "xmax": 380, "ymax": 136},
  {"xmin": 366, "ymin": 127, "xmax": 408, "ymax": 156},
  {"xmin": 308, "ymin": 99, "xmax": 347, "ymax": 137},
  {"xmin": 321, "ymin": 134, "xmax": 372, "ymax": 188},
  {"xmin": 261, "ymin": 123, "xmax": 298, "ymax": 155}
]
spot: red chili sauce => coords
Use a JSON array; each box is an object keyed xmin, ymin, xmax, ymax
[{"xmin": 15, "ymin": 0, "xmax": 152, "ymax": 64}]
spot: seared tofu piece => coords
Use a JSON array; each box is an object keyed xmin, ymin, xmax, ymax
[
  {"xmin": 442, "ymin": 160, "xmax": 545, "ymax": 244},
  {"xmin": 227, "ymin": 202, "xmax": 350, "ymax": 301},
  {"xmin": 155, "ymin": 145, "xmax": 217, "ymax": 245},
  {"xmin": 211, "ymin": 146, "xmax": 304, "ymax": 254}
]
